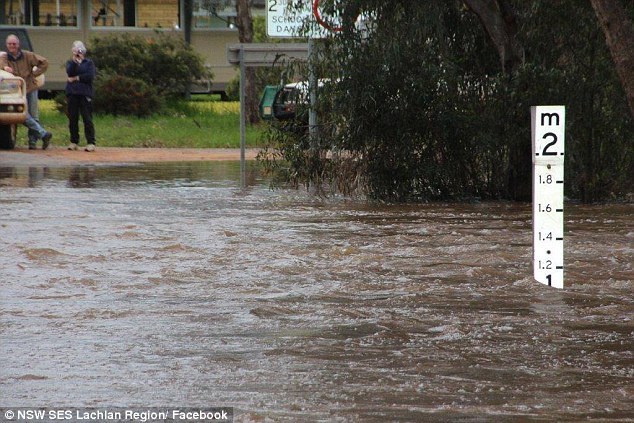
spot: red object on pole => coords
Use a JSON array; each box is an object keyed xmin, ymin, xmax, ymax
[{"xmin": 313, "ymin": 0, "xmax": 342, "ymax": 32}]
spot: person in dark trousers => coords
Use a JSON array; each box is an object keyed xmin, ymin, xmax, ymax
[
  {"xmin": 2, "ymin": 34, "xmax": 52, "ymax": 150},
  {"xmin": 65, "ymin": 41, "xmax": 96, "ymax": 152}
]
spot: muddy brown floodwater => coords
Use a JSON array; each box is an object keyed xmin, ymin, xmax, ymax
[{"xmin": 0, "ymin": 158, "xmax": 632, "ymax": 422}]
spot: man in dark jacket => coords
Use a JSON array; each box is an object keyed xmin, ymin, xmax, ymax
[{"xmin": 65, "ymin": 41, "xmax": 96, "ymax": 152}]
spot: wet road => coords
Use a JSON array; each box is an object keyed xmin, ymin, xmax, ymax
[{"xmin": 1, "ymin": 162, "xmax": 632, "ymax": 422}]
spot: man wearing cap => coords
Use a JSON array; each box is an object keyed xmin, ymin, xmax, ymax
[{"xmin": 2, "ymin": 34, "xmax": 53, "ymax": 150}]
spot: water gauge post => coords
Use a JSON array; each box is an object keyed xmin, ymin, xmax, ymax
[{"xmin": 531, "ymin": 106, "xmax": 565, "ymax": 289}]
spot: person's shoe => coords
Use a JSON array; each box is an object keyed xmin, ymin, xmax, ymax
[
  {"xmin": 68, "ymin": 143, "xmax": 79, "ymax": 151},
  {"xmin": 28, "ymin": 144, "xmax": 37, "ymax": 150},
  {"xmin": 85, "ymin": 144, "xmax": 95, "ymax": 152},
  {"xmin": 42, "ymin": 132, "xmax": 53, "ymax": 150}
]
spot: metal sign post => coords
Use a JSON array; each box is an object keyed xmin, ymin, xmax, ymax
[
  {"xmin": 226, "ymin": 43, "xmax": 309, "ymax": 186},
  {"xmin": 531, "ymin": 105, "xmax": 566, "ymax": 289},
  {"xmin": 308, "ymin": 38, "xmax": 318, "ymax": 149},
  {"xmin": 239, "ymin": 46, "xmax": 246, "ymax": 181},
  {"xmin": 265, "ymin": 0, "xmax": 339, "ymax": 155}
]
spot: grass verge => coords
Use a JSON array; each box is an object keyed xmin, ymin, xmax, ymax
[{"xmin": 28, "ymin": 99, "xmax": 265, "ymax": 149}]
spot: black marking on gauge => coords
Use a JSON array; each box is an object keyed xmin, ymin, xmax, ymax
[{"xmin": 556, "ymin": 266, "xmax": 564, "ymax": 270}]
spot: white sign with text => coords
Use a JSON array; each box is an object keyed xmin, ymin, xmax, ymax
[
  {"xmin": 531, "ymin": 105, "xmax": 566, "ymax": 289},
  {"xmin": 266, "ymin": 0, "xmax": 330, "ymax": 38}
]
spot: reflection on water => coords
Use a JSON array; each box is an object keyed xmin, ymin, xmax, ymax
[{"xmin": 1, "ymin": 162, "xmax": 632, "ymax": 421}]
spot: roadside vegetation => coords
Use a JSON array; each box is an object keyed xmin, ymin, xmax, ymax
[
  {"xmin": 33, "ymin": 97, "xmax": 264, "ymax": 149},
  {"xmin": 260, "ymin": 1, "xmax": 633, "ymax": 203}
]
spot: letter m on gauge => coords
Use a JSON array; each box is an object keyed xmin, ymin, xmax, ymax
[{"xmin": 533, "ymin": 106, "xmax": 565, "ymax": 159}]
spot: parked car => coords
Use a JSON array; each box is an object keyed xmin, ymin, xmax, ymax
[
  {"xmin": 272, "ymin": 81, "xmax": 309, "ymax": 122},
  {"xmin": 261, "ymin": 80, "xmax": 331, "ymax": 123},
  {"xmin": 0, "ymin": 69, "xmax": 28, "ymax": 150}
]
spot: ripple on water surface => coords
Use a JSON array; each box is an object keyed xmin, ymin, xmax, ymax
[{"xmin": 1, "ymin": 162, "xmax": 632, "ymax": 420}]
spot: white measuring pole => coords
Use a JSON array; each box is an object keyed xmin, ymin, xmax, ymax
[{"xmin": 531, "ymin": 106, "xmax": 565, "ymax": 289}]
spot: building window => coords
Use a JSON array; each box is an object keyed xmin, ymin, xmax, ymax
[
  {"xmin": 192, "ymin": 0, "xmax": 237, "ymax": 29},
  {"xmin": 91, "ymin": 0, "xmax": 241, "ymax": 30},
  {"xmin": 1, "ymin": 0, "xmax": 264, "ymax": 29},
  {"xmin": 92, "ymin": 0, "xmax": 180, "ymax": 28},
  {"xmin": 2, "ymin": 0, "xmax": 78, "ymax": 26},
  {"xmin": 92, "ymin": 0, "xmax": 135, "ymax": 27}
]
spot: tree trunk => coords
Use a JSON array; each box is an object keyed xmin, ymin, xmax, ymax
[
  {"xmin": 590, "ymin": 0, "xmax": 634, "ymax": 119},
  {"xmin": 235, "ymin": 0, "xmax": 259, "ymax": 124},
  {"xmin": 183, "ymin": 0, "xmax": 193, "ymax": 99},
  {"xmin": 462, "ymin": 0, "xmax": 524, "ymax": 74},
  {"xmin": 183, "ymin": 0, "xmax": 192, "ymax": 44},
  {"xmin": 463, "ymin": 0, "xmax": 529, "ymax": 200}
]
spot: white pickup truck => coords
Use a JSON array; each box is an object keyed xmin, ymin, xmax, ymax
[{"xmin": 0, "ymin": 68, "xmax": 28, "ymax": 150}]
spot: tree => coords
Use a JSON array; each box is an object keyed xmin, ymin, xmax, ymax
[
  {"xmin": 262, "ymin": 1, "xmax": 632, "ymax": 203},
  {"xmin": 590, "ymin": 0, "xmax": 634, "ymax": 118},
  {"xmin": 461, "ymin": 0, "xmax": 530, "ymax": 199},
  {"xmin": 183, "ymin": 0, "xmax": 194, "ymax": 98},
  {"xmin": 462, "ymin": 0, "xmax": 524, "ymax": 74},
  {"xmin": 235, "ymin": 0, "xmax": 259, "ymax": 124}
]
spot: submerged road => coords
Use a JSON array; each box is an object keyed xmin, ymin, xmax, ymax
[{"xmin": 1, "ymin": 159, "xmax": 632, "ymax": 421}]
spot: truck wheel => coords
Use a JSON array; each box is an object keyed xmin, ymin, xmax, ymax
[{"xmin": 0, "ymin": 125, "xmax": 17, "ymax": 150}]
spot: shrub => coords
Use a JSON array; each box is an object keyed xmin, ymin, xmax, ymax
[
  {"xmin": 56, "ymin": 32, "xmax": 211, "ymax": 117},
  {"xmin": 90, "ymin": 32, "xmax": 212, "ymax": 98},
  {"xmin": 92, "ymin": 74, "xmax": 164, "ymax": 118},
  {"xmin": 53, "ymin": 91, "xmax": 67, "ymax": 115}
]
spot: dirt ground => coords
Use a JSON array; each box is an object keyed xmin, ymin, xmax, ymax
[{"xmin": 0, "ymin": 146, "xmax": 260, "ymax": 166}]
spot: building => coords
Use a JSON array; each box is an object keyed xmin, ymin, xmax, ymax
[{"xmin": 0, "ymin": 0, "xmax": 266, "ymax": 93}]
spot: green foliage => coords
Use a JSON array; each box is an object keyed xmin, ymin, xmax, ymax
[
  {"xmin": 90, "ymin": 32, "xmax": 212, "ymax": 98},
  {"xmin": 261, "ymin": 0, "xmax": 633, "ymax": 202},
  {"xmin": 224, "ymin": 77, "xmax": 240, "ymax": 101},
  {"xmin": 93, "ymin": 73, "xmax": 164, "ymax": 117},
  {"xmin": 53, "ymin": 91, "xmax": 67, "ymax": 115}
]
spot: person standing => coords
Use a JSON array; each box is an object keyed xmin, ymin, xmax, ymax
[
  {"xmin": 65, "ymin": 41, "xmax": 96, "ymax": 152},
  {"xmin": 2, "ymin": 34, "xmax": 52, "ymax": 150}
]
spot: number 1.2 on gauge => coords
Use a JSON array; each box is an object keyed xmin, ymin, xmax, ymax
[{"xmin": 531, "ymin": 106, "xmax": 565, "ymax": 289}]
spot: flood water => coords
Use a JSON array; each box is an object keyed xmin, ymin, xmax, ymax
[{"xmin": 1, "ymin": 161, "xmax": 632, "ymax": 422}]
